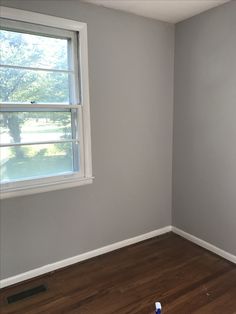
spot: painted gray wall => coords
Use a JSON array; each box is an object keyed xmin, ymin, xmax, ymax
[
  {"xmin": 173, "ymin": 1, "xmax": 236, "ymax": 255},
  {"xmin": 0, "ymin": 1, "xmax": 174, "ymax": 279}
]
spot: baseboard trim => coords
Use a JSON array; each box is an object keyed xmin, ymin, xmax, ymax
[
  {"xmin": 172, "ymin": 226, "xmax": 236, "ymax": 264},
  {"xmin": 0, "ymin": 225, "xmax": 172, "ymax": 289},
  {"xmin": 2, "ymin": 225, "xmax": 235, "ymax": 289}
]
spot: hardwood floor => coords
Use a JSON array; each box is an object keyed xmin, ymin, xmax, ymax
[{"xmin": 0, "ymin": 232, "xmax": 236, "ymax": 314}]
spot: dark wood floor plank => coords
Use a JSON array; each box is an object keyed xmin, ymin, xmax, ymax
[
  {"xmin": 0, "ymin": 232, "xmax": 235, "ymax": 314},
  {"xmin": 192, "ymin": 285, "xmax": 236, "ymax": 314},
  {"xmin": 164, "ymin": 269, "xmax": 236, "ymax": 313}
]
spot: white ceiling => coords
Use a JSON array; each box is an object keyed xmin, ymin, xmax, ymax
[{"xmin": 82, "ymin": 0, "xmax": 230, "ymax": 23}]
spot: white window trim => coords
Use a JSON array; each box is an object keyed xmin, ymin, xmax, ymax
[{"xmin": 0, "ymin": 6, "xmax": 93, "ymax": 199}]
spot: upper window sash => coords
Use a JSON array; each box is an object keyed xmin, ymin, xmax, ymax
[
  {"xmin": 0, "ymin": 6, "xmax": 90, "ymax": 106},
  {"xmin": 0, "ymin": 18, "xmax": 81, "ymax": 106}
]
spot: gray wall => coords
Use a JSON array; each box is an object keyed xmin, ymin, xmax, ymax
[
  {"xmin": 0, "ymin": 1, "xmax": 174, "ymax": 279},
  {"xmin": 173, "ymin": 1, "xmax": 236, "ymax": 255}
]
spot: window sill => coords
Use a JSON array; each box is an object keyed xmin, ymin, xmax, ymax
[{"xmin": 0, "ymin": 176, "xmax": 94, "ymax": 199}]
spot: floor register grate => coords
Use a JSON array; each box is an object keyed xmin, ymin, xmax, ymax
[{"xmin": 7, "ymin": 284, "xmax": 47, "ymax": 304}]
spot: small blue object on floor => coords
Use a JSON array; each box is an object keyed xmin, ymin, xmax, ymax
[{"xmin": 155, "ymin": 302, "xmax": 162, "ymax": 314}]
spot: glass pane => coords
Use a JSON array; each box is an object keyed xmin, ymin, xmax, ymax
[
  {"xmin": 0, "ymin": 29, "xmax": 69, "ymax": 70},
  {"xmin": 0, "ymin": 68, "xmax": 70, "ymax": 104},
  {"xmin": 0, "ymin": 112, "xmax": 72, "ymax": 144},
  {"xmin": 0, "ymin": 142, "xmax": 77, "ymax": 182}
]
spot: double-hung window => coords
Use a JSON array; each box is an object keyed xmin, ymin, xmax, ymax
[{"xmin": 0, "ymin": 7, "xmax": 93, "ymax": 198}]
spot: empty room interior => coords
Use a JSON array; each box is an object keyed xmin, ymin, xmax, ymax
[{"xmin": 0, "ymin": 0, "xmax": 236, "ymax": 313}]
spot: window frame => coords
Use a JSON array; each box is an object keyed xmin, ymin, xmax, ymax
[{"xmin": 0, "ymin": 6, "xmax": 93, "ymax": 199}]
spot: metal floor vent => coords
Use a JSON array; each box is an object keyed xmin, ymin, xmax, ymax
[{"xmin": 7, "ymin": 284, "xmax": 47, "ymax": 304}]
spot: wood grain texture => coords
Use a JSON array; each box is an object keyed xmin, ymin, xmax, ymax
[{"xmin": 0, "ymin": 232, "xmax": 236, "ymax": 313}]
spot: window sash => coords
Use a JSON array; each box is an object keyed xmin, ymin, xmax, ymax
[
  {"xmin": 0, "ymin": 106, "xmax": 85, "ymax": 177},
  {"xmin": 0, "ymin": 107, "xmax": 83, "ymax": 177},
  {"xmin": 0, "ymin": 18, "xmax": 80, "ymax": 105}
]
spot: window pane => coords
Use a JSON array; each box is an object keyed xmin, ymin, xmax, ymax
[
  {"xmin": 0, "ymin": 112, "xmax": 73, "ymax": 144},
  {"xmin": 0, "ymin": 68, "xmax": 70, "ymax": 104},
  {"xmin": 0, "ymin": 142, "xmax": 77, "ymax": 182},
  {"xmin": 0, "ymin": 29, "xmax": 69, "ymax": 70}
]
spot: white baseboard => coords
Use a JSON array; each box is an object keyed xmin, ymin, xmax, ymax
[
  {"xmin": 0, "ymin": 225, "xmax": 172, "ymax": 289},
  {"xmin": 2, "ymin": 225, "xmax": 235, "ymax": 289},
  {"xmin": 172, "ymin": 226, "xmax": 236, "ymax": 264}
]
